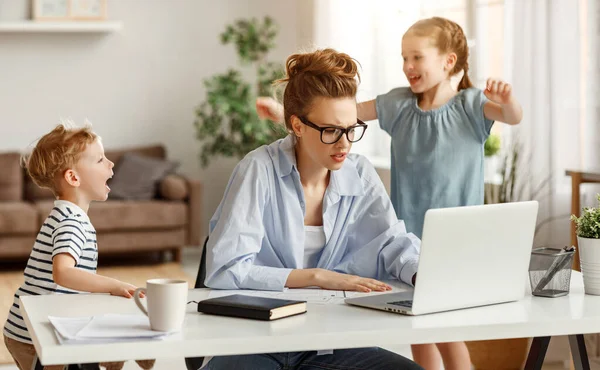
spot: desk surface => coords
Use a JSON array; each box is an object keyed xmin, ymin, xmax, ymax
[{"xmin": 21, "ymin": 272, "xmax": 600, "ymax": 365}]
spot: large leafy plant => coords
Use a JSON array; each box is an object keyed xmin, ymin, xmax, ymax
[
  {"xmin": 572, "ymin": 195, "xmax": 600, "ymax": 239},
  {"xmin": 193, "ymin": 17, "xmax": 287, "ymax": 167}
]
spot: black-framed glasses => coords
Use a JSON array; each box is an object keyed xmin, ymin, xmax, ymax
[{"xmin": 298, "ymin": 116, "xmax": 368, "ymax": 144}]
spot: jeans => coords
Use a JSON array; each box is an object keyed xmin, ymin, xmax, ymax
[{"xmin": 205, "ymin": 347, "xmax": 423, "ymax": 370}]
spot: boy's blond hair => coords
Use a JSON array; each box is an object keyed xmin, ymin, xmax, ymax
[{"xmin": 23, "ymin": 123, "xmax": 98, "ymax": 196}]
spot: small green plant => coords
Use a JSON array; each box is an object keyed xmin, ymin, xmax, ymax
[
  {"xmin": 571, "ymin": 194, "xmax": 600, "ymax": 239},
  {"xmin": 484, "ymin": 134, "xmax": 501, "ymax": 157},
  {"xmin": 193, "ymin": 17, "xmax": 287, "ymax": 167}
]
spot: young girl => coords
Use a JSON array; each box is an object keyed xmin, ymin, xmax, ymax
[{"xmin": 257, "ymin": 16, "xmax": 522, "ymax": 370}]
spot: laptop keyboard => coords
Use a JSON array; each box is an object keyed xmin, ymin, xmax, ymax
[{"xmin": 387, "ymin": 300, "xmax": 413, "ymax": 308}]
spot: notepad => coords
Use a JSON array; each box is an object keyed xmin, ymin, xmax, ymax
[{"xmin": 197, "ymin": 294, "xmax": 307, "ymax": 321}]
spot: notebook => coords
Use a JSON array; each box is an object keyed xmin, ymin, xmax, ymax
[{"xmin": 197, "ymin": 294, "xmax": 307, "ymax": 321}]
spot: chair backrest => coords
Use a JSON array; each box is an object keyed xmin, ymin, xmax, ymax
[{"xmin": 195, "ymin": 236, "xmax": 208, "ymax": 289}]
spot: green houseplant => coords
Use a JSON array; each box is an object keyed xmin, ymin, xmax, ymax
[
  {"xmin": 571, "ymin": 194, "xmax": 600, "ymax": 295},
  {"xmin": 193, "ymin": 17, "xmax": 287, "ymax": 167},
  {"xmin": 484, "ymin": 134, "xmax": 501, "ymax": 157}
]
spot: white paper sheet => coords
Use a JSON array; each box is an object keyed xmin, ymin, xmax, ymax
[
  {"xmin": 48, "ymin": 314, "xmax": 174, "ymax": 345},
  {"xmin": 207, "ymin": 288, "xmax": 347, "ymax": 304}
]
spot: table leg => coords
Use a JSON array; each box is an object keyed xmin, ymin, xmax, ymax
[
  {"xmin": 569, "ymin": 334, "xmax": 591, "ymax": 370},
  {"xmin": 524, "ymin": 336, "xmax": 551, "ymax": 370}
]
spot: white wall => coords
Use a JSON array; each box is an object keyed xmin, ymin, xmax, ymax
[{"xmin": 0, "ymin": 0, "xmax": 301, "ymax": 241}]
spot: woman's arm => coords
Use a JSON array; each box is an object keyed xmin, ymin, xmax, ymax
[
  {"xmin": 332, "ymin": 158, "xmax": 420, "ymax": 286},
  {"xmin": 482, "ymin": 78, "xmax": 523, "ymax": 125},
  {"xmin": 205, "ymin": 154, "xmax": 296, "ymax": 291}
]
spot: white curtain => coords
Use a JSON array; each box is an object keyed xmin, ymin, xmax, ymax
[{"xmin": 504, "ymin": 0, "xmax": 598, "ymax": 247}]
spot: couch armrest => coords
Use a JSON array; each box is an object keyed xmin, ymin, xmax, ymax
[{"xmin": 185, "ymin": 177, "xmax": 203, "ymax": 247}]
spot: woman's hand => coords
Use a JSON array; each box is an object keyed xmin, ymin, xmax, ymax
[
  {"xmin": 313, "ymin": 269, "xmax": 392, "ymax": 293},
  {"xmin": 256, "ymin": 97, "xmax": 284, "ymax": 122}
]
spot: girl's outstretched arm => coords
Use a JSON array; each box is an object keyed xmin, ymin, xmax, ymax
[
  {"xmin": 256, "ymin": 97, "xmax": 379, "ymax": 123},
  {"xmin": 357, "ymin": 100, "xmax": 378, "ymax": 122},
  {"xmin": 482, "ymin": 78, "xmax": 523, "ymax": 125}
]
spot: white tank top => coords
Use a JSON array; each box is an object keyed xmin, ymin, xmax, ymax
[{"xmin": 304, "ymin": 225, "xmax": 326, "ymax": 268}]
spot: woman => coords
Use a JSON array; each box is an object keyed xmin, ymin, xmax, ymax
[{"xmin": 204, "ymin": 48, "xmax": 422, "ymax": 370}]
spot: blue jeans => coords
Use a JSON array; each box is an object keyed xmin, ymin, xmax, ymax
[{"xmin": 205, "ymin": 347, "xmax": 423, "ymax": 370}]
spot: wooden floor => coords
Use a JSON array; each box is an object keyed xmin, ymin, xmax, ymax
[{"xmin": 0, "ymin": 261, "xmax": 194, "ymax": 364}]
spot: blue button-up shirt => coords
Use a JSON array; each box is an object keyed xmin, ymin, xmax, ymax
[{"xmin": 205, "ymin": 135, "xmax": 420, "ymax": 291}]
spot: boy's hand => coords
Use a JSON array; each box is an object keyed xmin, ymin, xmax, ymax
[
  {"xmin": 484, "ymin": 78, "xmax": 513, "ymax": 105},
  {"xmin": 256, "ymin": 97, "xmax": 283, "ymax": 122},
  {"xmin": 110, "ymin": 281, "xmax": 139, "ymax": 298}
]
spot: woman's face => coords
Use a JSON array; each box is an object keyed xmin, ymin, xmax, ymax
[{"xmin": 292, "ymin": 97, "xmax": 359, "ymax": 171}]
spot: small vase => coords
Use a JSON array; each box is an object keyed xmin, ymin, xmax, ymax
[{"xmin": 577, "ymin": 236, "xmax": 600, "ymax": 295}]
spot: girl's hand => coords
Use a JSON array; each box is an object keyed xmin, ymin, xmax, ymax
[
  {"xmin": 484, "ymin": 78, "xmax": 513, "ymax": 105},
  {"xmin": 256, "ymin": 97, "xmax": 284, "ymax": 122},
  {"xmin": 313, "ymin": 269, "xmax": 392, "ymax": 293}
]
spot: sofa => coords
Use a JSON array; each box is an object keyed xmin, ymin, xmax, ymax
[{"xmin": 0, "ymin": 144, "xmax": 202, "ymax": 262}]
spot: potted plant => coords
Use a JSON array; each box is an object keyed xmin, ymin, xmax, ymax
[
  {"xmin": 193, "ymin": 17, "xmax": 287, "ymax": 167},
  {"xmin": 571, "ymin": 194, "xmax": 600, "ymax": 295},
  {"xmin": 483, "ymin": 134, "xmax": 501, "ymax": 187}
]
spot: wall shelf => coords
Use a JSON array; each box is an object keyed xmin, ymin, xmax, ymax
[{"xmin": 0, "ymin": 21, "xmax": 122, "ymax": 33}]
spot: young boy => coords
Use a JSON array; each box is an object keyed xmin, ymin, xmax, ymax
[{"xmin": 2, "ymin": 123, "xmax": 154, "ymax": 370}]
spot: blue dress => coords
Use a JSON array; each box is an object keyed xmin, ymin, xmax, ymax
[{"xmin": 376, "ymin": 87, "xmax": 494, "ymax": 238}]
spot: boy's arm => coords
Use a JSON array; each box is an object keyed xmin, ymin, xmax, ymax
[
  {"xmin": 482, "ymin": 78, "xmax": 523, "ymax": 125},
  {"xmin": 53, "ymin": 254, "xmax": 137, "ymax": 297}
]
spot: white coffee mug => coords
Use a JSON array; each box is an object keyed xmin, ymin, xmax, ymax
[{"xmin": 134, "ymin": 279, "xmax": 188, "ymax": 332}]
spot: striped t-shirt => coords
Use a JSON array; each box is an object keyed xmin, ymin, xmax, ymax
[{"xmin": 3, "ymin": 200, "xmax": 98, "ymax": 343}]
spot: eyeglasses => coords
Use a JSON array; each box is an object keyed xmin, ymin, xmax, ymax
[{"xmin": 298, "ymin": 116, "xmax": 367, "ymax": 144}]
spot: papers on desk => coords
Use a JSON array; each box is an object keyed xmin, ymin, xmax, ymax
[
  {"xmin": 48, "ymin": 314, "xmax": 174, "ymax": 345},
  {"xmin": 206, "ymin": 286, "xmax": 411, "ymax": 305},
  {"xmin": 207, "ymin": 288, "xmax": 347, "ymax": 304}
]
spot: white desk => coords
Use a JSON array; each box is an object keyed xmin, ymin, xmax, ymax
[{"xmin": 21, "ymin": 272, "xmax": 600, "ymax": 369}]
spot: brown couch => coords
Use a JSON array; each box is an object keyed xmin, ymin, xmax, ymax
[{"xmin": 0, "ymin": 145, "xmax": 202, "ymax": 262}]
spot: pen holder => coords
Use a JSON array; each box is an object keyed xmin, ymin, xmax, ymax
[{"xmin": 529, "ymin": 247, "xmax": 575, "ymax": 297}]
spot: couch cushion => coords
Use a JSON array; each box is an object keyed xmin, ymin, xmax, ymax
[
  {"xmin": 0, "ymin": 202, "xmax": 39, "ymax": 234},
  {"xmin": 24, "ymin": 178, "xmax": 54, "ymax": 201},
  {"xmin": 0, "ymin": 236, "xmax": 37, "ymax": 259},
  {"xmin": 34, "ymin": 200, "xmax": 187, "ymax": 232},
  {"xmin": 0, "ymin": 152, "xmax": 23, "ymax": 201},
  {"xmin": 108, "ymin": 153, "xmax": 178, "ymax": 200},
  {"xmin": 105, "ymin": 144, "xmax": 166, "ymax": 165}
]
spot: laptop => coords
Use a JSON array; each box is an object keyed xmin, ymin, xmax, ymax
[{"xmin": 345, "ymin": 201, "xmax": 539, "ymax": 316}]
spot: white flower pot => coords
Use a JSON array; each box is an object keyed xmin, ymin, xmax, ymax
[{"xmin": 577, "ymin": 236, "xmax": 600, "ymax": 295}]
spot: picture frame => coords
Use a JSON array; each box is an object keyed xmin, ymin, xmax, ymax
[
  {"xmin": 68, "ymin": 0, "xmax": 107, "ymax": 20},
  {"xmin": 32, "ymin": 0, "xmax": 69, "ymax": 21},
  {"xmin": 32, "ymin": 0, "xmax": 107, "ymax": 21}
]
